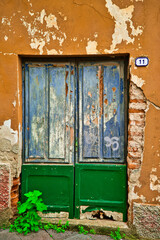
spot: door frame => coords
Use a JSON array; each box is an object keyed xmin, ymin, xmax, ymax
[{"xmin": 21, "ymin": 55, "xmax": 129, "ymax": 221}]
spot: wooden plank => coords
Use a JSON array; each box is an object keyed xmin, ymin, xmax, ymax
[
  {"xmin": 48, "ymin": 66, "xmax": 66, "ymax": 159},
  {"xmin": 103, "ymin": 65, "xmax": 121, "ymax": 158},
  {"xmin": 28, "ymin": 66, "xmax": 46, "ymax": 158},
  {"xmin": 82, "ymin": 65, "xmax": 99, "ymax": 158}
]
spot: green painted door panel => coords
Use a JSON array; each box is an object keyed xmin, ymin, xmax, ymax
[
  {"xmin": 75, "ymin": 164, "xmax": 127, "ymax": 221},
  {"xmin": 21, "ymin": 165, "xmax": 74, "ymax": 218}
]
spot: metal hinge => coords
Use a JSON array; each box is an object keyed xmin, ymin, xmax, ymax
[{"xmin": 75, "ymin": 137, "xmax": 78, "ymax": 152}]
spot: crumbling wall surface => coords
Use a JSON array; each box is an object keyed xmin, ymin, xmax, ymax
[
  {"xmin": 0, "ymin": 0, "xmax": 160, "ymax": 237},
  {"xmin": 0, "ymin": 54, "xmax": 22, "ymax": 223}
]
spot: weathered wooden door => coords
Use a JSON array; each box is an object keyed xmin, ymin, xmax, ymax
[{"xmin": 22, "ymin": 59, "xmax": 127, "ymax": 221}]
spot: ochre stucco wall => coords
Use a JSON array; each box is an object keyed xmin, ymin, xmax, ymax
[{"xmin": 0, "ymin": 0, "xmax": 160, "ymax": 235}]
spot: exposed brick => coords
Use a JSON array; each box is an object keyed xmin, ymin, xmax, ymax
[
  {"xmin": 129, "ymin": 102, "xmax": 147, "ymax": 110},
  {"xmin": 11, "ymin": 184, "xmax": 19, "ymax": 192},
  {"xmin": 11, "ymin": 196, "xmax": 19, "ymax": 206},
  {"xmin": 127, "ymin": 157, "xmax": 141, "ymax": 164},
  {"xmin": 129, "ymin": 112, "xmax": 145, "ymax": 121},
  {"xmin": 128, "ymin": 163, "xmax": 141, "ymax": 169},
  {"xmin": 11, "ymin": 177, "xmax": 20, "ymax": 212},
  {"xmin": 130, "ymin": 99, "xmax": 146, "ymax": 103},
  {"xmin": 12, "ymin": 177, "xmax": 20, "ymax": 186},
  {"xmin": 129, "ymin": 109, "xmax": 145, "ymax": 113},
  {"xmin": 11, "ymin": 191, "xmax": 18, "ymax": 199},
  {"xmin": 129, "ymin": 120, "xmax": 145, "ymax": 127},
  {"xmin": 128, "ymin": 130, "xmax": 143, "ymax": 137},
  {"xmin": 128, "ymin": 151, "xmax": 142, "ymax": 159}
]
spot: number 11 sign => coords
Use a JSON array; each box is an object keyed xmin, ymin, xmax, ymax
[{"xmin": 135, "ymin": 57, "xmax": 149, "ymax": 67}]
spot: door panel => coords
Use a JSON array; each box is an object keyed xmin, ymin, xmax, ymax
[
  {"xmin": 79, "ymin": 62, "xmax": 125, "ymax": 163},
  {"xmin": 48, "ymin": 66, "xmax": 66, "ymax": 159},
  {"xmin": 75, "ymin": 164, "xmax": 127, "ymax": 221},
  {"xmin": 24, "ymin": 63, "xmax": 75, "ymax": 163},
  {"xmin": 21, "ymin": 165, "xmax": 74, "ymax": 218}
]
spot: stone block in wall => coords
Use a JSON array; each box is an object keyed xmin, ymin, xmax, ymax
[
  {"xmin": 0, "ymin": 163, "xmax": 10, "ymax": 210},
  {"xmin": 133, "ymin": 202, "xmax": 160, "ymax": 239}
]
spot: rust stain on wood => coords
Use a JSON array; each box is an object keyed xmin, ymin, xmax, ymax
[
  {"xmin": 98, "ymin": 66, "xmax": 103, "ymax": 117},
  {"xmin": 104, "ymin": 99, "xmax": 108, "ymax": 105},
  {"xmin": 112, "ymin": 87, "xmax": 116, "ymax": 92},
  {"xmin": 66, "ymin": 82, "xmax": 68, "ymax": 97},
  {"xmin": 88, "ymin": 91, "xmax": 92, "ymax": 97}
]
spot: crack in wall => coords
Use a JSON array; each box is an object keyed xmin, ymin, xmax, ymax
[
  {"xmin": 147, "ymin": 99, "xmax": 160, "ymax": 110},
  {"xmin": 73, "ymin": 0, "xmax": 113, "ymax": 22}
]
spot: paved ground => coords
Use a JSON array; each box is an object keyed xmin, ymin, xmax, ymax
[{"xmin": 0, "ymin": 229, "xmax": 113, "ymax": 240}]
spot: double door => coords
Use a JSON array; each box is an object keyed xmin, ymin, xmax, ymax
[{"xmin": 22, "ymin": 58, "xmax": 127, "ymax": 221}]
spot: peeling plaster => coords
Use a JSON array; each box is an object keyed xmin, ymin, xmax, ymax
[
  {"xmin": 86, "ymin": 40, "xmax": 99, "ymax": 54},
  {"xmin": 104, "ymin": 0, "xmax": 143, "ymax": 53},
  {"xmin": 30, "ymin": 38, "xmax": 45, "ymax": 55},
  {"xmin": 131, "ymin": 74, "xmax": 145, "ymax": 88},
  {"xmin": 0, "ymin": 120, "xmax": 18, "ymax": 145},
  {"xmin": 45, "ymin": 13, "xmax": 59, "ymax": 29},
  {"xmin": 150, "ymin": 168, "xmax": 160, "ymax": 193},
  {"xmin": 19, "ymin": 8, "xmax": 67, "ymax": 55}
]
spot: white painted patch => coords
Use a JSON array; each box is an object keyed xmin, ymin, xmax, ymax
[
  {"xmin": 12, "ymin": 100, "xmax": 16, "ymax": 107},
  {"xmin": 150, "ymin": 173, "xmax": 160, "ymax": 192},
  {"xmin": 4, "ymin": 35, "xmax": 8, "ymax": 41},
  {"xmin": 104, "ymin": 0, "xmax": 143, "ymax": 53},
  {"xmin": 73, "ymin": 37, "xmax": 77, "ymax": 42},
  {"xmin": 30, "ymin": 38, "xmax": 45, "ymax": 55},
  {"xmin": 0, "ymin": 120, "xmax": 18, "ymax": 145},
  {"xmin": 2, "ymin": 17, "xmax": 11, "ymax": 26},
  {"xmin": 131, "ymin": 74, "xmax": 145, "ymax": 88},
  {"xmin": 45, "ymin": 14, "xmax": 59, "ymax": 29},
  {"xmin": 86, "ymin": 40, "xmax": 99, "ymax": 54},
  {"xmin": 39, "ymin": 9, "xmax": 46, "ymax": 24},
  {"xmin": 52, "ymin": 34, "xmax": 56, "ymax": 40},
  {"xmin": 47, "ymin": 49, "xmax": 58, "ymax": 55},
  {"xmin": 29, "ymin": 11, "xmax": 34, "ymax": 16},
  {"xmin": 94, "ymin": 32, "xmax": 98, "ymax": 38}
]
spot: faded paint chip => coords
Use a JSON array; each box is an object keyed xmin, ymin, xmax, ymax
[
  {"xmin": 4, "ymin": 35, "xmax": 8, "ymax": 41},
  {"xmin": 104, "ymin": 0, "xmax": 143, "ymax": 53},
  {"xmin": 86, "ymin": 40, "xmax": 99, "ymax": 54},
  {"xmin": 45, "ymin": 14, "xmax": 59, "ymax": 29},
  {"xmin": 47, "ymin": 49, "xmax": 58, "ymax": 55}
]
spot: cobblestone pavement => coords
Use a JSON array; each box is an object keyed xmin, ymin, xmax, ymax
[{"xmin": 0, "ymin": 229, "xmax": 113, "ymax": 240}]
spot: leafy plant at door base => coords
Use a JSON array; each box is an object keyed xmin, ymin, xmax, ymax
[
  {"xmin": 9, "ymin": 190, "xmax": 70, "ymax": 235},
  {"xmin": 9, "ymin": 190, "xmax": 47, "ymax": 235}
]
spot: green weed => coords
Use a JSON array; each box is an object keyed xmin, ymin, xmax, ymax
[
  {"xmin": 110, "ymin": 227, "xmax": 126, "ymax": 240},
  {"xmin": 78, "ymin": 225, "xmax": 88, "ymax": 235}
]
